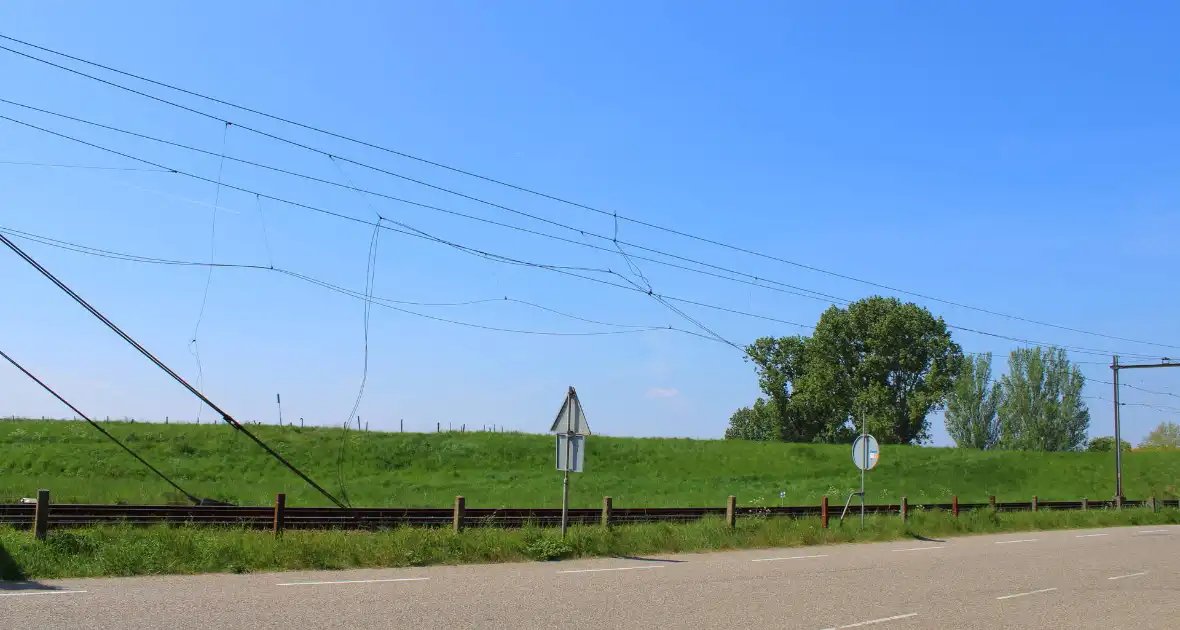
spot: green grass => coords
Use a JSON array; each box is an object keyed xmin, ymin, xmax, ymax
[
  {"xmin": 2, "ymin": 508, "xmax": 1177, "ymax": 580},
  {"xmin": 1, "ymin": 418, "xmax": 1178, "ymax": 508}
]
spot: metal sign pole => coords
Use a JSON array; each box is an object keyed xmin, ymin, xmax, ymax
[
  {"xmin": 860, "ymin": 411, "xmax": 866, "ymax": 528},
  {"xmin": 560, "ymin": 390, "xmax": 572, "ymax": 538},
  {"xmin": 559, "ymin": 429, "xmax": 573, "ymax": 542}
]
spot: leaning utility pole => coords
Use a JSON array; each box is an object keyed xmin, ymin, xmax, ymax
[{"xmin": 1111, "ymin": 355, "xmax": 1180, "ymax": 500}]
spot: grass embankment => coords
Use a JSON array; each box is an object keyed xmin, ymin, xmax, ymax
[
  {"xmin": 1, "ymin": 418, "xmax": 1178, "ymax": 507},
  {"xmin": 2, "ymin": 508, "xmax": 1177, "ymax": 580}
]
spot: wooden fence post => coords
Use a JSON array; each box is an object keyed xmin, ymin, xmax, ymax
[
  {"xmin": 1115, "ymin": 495, "xmax": 1122, "ymax": 510},
  {"xmin": 453, "ymin": 496, "xmax": 466, "ymax": 533},
  {"xmin": 725, "ymin": 496, "xmax": 736, "ymax": 529},
  {"xmin": 821, "ymin": 496, "xmax": 829, "ymax": 529},
  {"xmin": 989, "ymin": 495, "xmax": 996, "ymax": 510},
  {"xmin": 952, "ymin": 495, "xmax": 959, "ymax": 518},
  {"xmin": 601, "ymin": 496, "xmax": 612, "ymax": 527},
  {"xmin": 900, "ymin": 496, "xmax": 908, "ymax": 522},
  {"xmin": 1031, "ymin": 495, "xmax": 1038, "ymax": 513},
  {"xmin": 1081, "ymin": 497, "xmax": 1088, "ymax": 511},
  {"xmin": 1150, "ymin": 496, "xmax": 1157, "ymax": 513},
  {"xmin": 33, "ymin": 489, "xmax": 49, "ymax": 541},
  {"xmin": 273, "ymin": 493, "xmax": 286, "ymax": 537}
]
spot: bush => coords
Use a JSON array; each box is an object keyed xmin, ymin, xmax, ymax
[
  {"xmin": 1087, "ymin": 436, "xmax": 1131, "ymax": 452},
  {"xmin": 525, "ymin": 535, "xmax": 574, "ymax": 561}
]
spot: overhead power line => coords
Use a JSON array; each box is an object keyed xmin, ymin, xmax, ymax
[
  {"xmin": 0, "ymin": 159, "xmax": 169, "ymax": 171},
  {"xmin": 0, "ymin": 99, "xmax": 841, "ymax": 306},
  {"xmin": 0, "ymin": 226, "xmax": 734, "ymax": 341},
  {"xmin": 0, "ymin": 111, "xmax": 1168, "ymax": 361},
  {"xmin": 2, "ymin": 33, "xmax": 1177, "ymax": 353},
  {"xmin": 0, "ymin": 347, "xmax": 203, "ymax": 505},
  {"xmin": 0, "ymin": 231, "xmax": 349, "ymax": 508},
  {"xmin": 1088, "ymin": 377, "xmax": 1180, "ymax": 401},
  {"xmin": 1084, "ymin": 396, "xmax": 1180, "ymax": 414}
]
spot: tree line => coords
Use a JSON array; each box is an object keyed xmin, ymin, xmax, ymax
[{"xmin": 725, "ymin": 295, "xmax": 1099, "ymax": 451}]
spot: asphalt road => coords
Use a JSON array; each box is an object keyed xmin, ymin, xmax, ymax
[{"xmin": 3, "ymin": 524, "xmax": 1177, "ymax": 629}]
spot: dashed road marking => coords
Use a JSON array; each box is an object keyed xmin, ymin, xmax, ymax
[
  {"xmin": 277, "ymin": 577, "xmax": 429, "ymax": 586},
  {"xmin": 1075, "ymin": 533, "xmax": 1108, "ymax": 538},
  {"xmin": 891, "ymin": 546, "xmax": 945, "ymax": 552},
  {"xmin": 1109, "ymin": 572, "xmax": 1147, "ymax": 581},
  {"xmin": 557, "ymin": 565, "xmax": 664, "ymax": 574},
  {"xmin": 997, "ymin": 587, "xmax": 1057, "ymax": 600},
  {"xmin": 752, "ymin": 554, "xmax": 828, "ymax": 563},
  {"xmin": 995, "ymin": 539, "xmax": 1038, "ymax": 545},
  {"xmin": 819, "ymin": 612, "xmax": 918, "ymax": 629},
  {"xmin": 0, "ymin": 590, "xmax": 87, "ymax": 598},
  {"xmin": 1139, "ymin": 529, "xmax": 1169, "ymax": 534}
]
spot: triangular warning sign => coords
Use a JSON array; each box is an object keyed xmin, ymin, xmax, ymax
[{"xmin": 549, "ymin": 386, "xmax": 590, "ymax": 435}]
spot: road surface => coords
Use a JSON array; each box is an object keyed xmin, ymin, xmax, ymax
[{"xmin": 2, "ymin": 524, "xmax": 1177, "ymax": 628}]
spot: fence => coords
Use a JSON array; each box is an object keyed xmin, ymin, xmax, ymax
[{"xmin": 3, "ymin": 491, "xmax": 1176, "ymax": 539}]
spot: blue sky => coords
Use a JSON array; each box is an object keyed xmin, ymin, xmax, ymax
[{"xmin": 1, "ymin": 1, "xmax": 1178, "ymax": 445}]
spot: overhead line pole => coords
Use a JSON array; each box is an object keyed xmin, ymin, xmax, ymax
[
  {"xmin": 1110, "ymin": 355, "xmax": 1180, "ymax": 500},
  {"xmin": 0, "ymin": 232, "xmax": 347, "ymax": 508},
  {"xmin": 1113, "ymin": 355, "xmax": 1121, "ymax": 500}
]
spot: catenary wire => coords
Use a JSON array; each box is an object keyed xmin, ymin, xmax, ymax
[
  {"xmin": 2, "ymin": 34, "xmax": 1176, "ymax": 353},
  {"xmin": 0, "ymin": 111, "xmax": 1166, "ymax": 361},
  {"xmin": 0, "ymin": 159, "xmax": 169, "ymax": 171},
  {"xmin": 0, "ymin": 226, "xmax": 724, "ymax": 340},
  {"xmin": 0, "ymin": 98, "xmax": 841, "ymax": 305}
]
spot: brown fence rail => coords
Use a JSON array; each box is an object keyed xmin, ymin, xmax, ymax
[{"xmin": 2, "ymin": 494, "xmax": 1175, "ymax": 535}]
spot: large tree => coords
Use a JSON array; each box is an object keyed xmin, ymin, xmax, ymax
[
  {"xmin": 805, "ymin": 296, "xmax": 962, "ymax": 444},
  {"xmin": 728, "ymin": 296, "xmax": 962, "ymax": 444},
  {"xmin": 944, "ymin": 352, "xmax": 1003, "ymax": 449},
  {"xmin": 1139, "ymin": 422, "xmax": 1180, "ymax": 449},
  {"xmin": 997, "ymin": 347, "xmax": 1089, "ymax": 451}
]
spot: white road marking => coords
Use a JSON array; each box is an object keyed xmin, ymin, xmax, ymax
[
  {"xmin": 752, "ymin": 554, "xmax": 828, "ymax": 562},
  {"xmin": 818, "ymin": 612, "xmax": 918, "ymax": 629},
  {"xmin": 997, "ymin": 587, "xmax": 1057, "ymax": 600},
  {"xmin": 1075, "ymin": 533, "xmax": 1108, "ymax": 538},
  {"xmin": 1139, "ymin": 529, "xmax": 1168, "ymax": 534},
  {"xmin": 0, "ymin": 590, "xmax": 87, "ymax": 598},
  {"xmin": 277, "ymin": 577, "xmax": 429, "ymax": 586},
  {"xmin": 1109, "ymin": 572, "xmax": 1148, "ymax": 581},
  {"xmin": 891, "ymin": 546, "xmax": 945, "ymax": 552},
  {"xmin": 557, "ymin": 565, "xmax": 664, "ymax": 574},
  {"xmin": 995, "ymin": 539, "xmax": 1038, "ymax": 545}
]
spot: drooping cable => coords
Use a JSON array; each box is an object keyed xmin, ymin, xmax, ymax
[
  {"xmin": 255, "ymin": 194, "xmax": 274, "ymax": 269},
  {"xmin": 189, "ymin": 121, "xmax": 230, "ymax": 424},
  {"xmin": 0, "ymin": 225, "xmax": 779, "ymax": 339}
]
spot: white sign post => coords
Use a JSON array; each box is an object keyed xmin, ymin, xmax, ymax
[
  {"xmin": 841, "ymin": 412, "xmax": 880, "ymax": 527},
  {"xmin": 550, "ymin": 386, "xmax": 590, "ymax": 538}
]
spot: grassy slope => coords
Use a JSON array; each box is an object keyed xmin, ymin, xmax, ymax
[{"xmin": 1, "ymin": 419, "xmax": 1177, "ymax": 507}]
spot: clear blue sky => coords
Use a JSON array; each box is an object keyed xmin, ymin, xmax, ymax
[{"xmin": 2, "ymin": 1, "xmax": 1178, "ymax": 445}]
